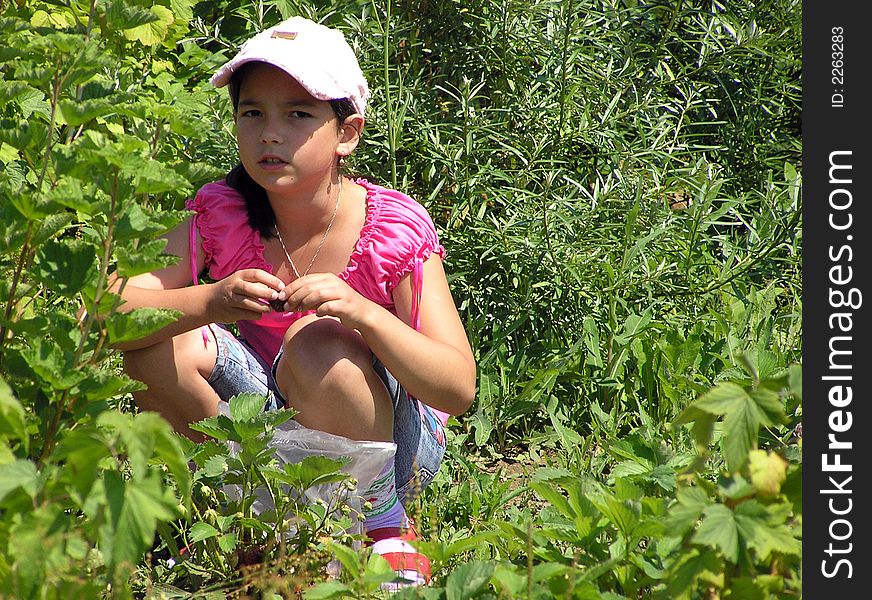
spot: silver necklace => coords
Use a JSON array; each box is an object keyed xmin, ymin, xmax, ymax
[{"xmin": 274, "ymin": 179, "xmax": 342, "ymax": 279}]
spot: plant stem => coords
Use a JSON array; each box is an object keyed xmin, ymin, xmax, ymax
[
  {"xmin": 554, "ymin": 0, "xmax": 575, "ymax": 145},
  {"xmin": 38, "ymin": 168, "xmax": 121, "ymax": 465},
  {"xmin": 378, "ymin": 0, "xmax": 398, "ymax": 188},
  {"xmin": 0, "ymin": 54, "xmax": 64, "ymax": 354},
  {"xmin": 0, "ymin": 222, "xmax": 34, "ymax": 352}
]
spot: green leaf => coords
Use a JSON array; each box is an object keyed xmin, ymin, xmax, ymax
[
  {"xmin": 748, "ymin": 388, "xmax": 786, "ymax": 425},
  {"xmin": 530, "ymin": 480, "xmax": 588, "ymax": 534},
  {"xmin": 102, "ymin": 470, "xmax": 178, "ymax": 576},
  {"xmin": 131, "ymin": 160, "xmax": 191, "ymax": 195},
  {"xmin": 679, "ymin": 381, "xmax": 785, "ymax": 472},
  {"xmin": 8, "ymin": 188, "xmax": 61, "ymax": 221},
  {"xmin": 441, "ymin": 530, "xmax": 503, "ymax": 558},
  {"xmin": 363, "ymin": 553, "xmax": 396, "ymax": 585},
  {"xmin": 296, "ymin": 455, "xmax": 349, "ymax": 489},
  {"xmin": 734, "ymin": 500, "xmax": 801, "ymax": 561},
  {"xmin": 591, "ymin": 495, "xmax": 641, "ymax": 540},
  {"xmin": 718, "ymin": 475, "xmax": 755, "ymax": 500},
  {"xmin": 135, "ymin": 412, "xmax": 192, "ymax": 512},
  {"xmin": 0, "ymin": 81, "xmax": 46, "ymax": 119},
  {"xmin": 323, "ymin": 540, "xmax": 363, "ymax": 576},
  {"xmin": 0, "ymin": 119, "xmax": 49, "ymax": 153},
  {"xmin": 101, "ymin": 0, "xmax": 162, "ymax": 30},
  {"xmin": 217, "ymin": 532, "xmax": 237, "ymax": 553},
  {"xmin": 20, "ymin": 337, "xmax": 87, "ymax": 390},
  {"xmin": 692, "ymin": 504, "xmax": 738, "ymax": 563},
  {"xmin": 115, "ymin": 238, "xmax": 178, "ymax": 278},
  {"xmin": 123, "ymin": 5, "xmax": 174, "ymax": 46},
  {"xmin": 176, "ymin": 161, "xmax": 227, "ymax": 188},
  {"xmin": 73, "ymin": 366, "xmax": 145, "ymax": 402},
  {"xmin": 491, "ymin": 563, "xmax": 528, "ymax": 597},
  {"xmin": 0, "ymin": 459, "xmax": 39, "ymax": 503},
  {"xmin": 614, "ymin": 310, "xmax": 652, "ymax": 344},
  {"xmin": 229, "ymin": 393, "xmax": 267, "ymax": 423},
  {"xmin": 44, "ymin": 177, "xmax": 104, "ymax": 215},
  {"xmin": 0, "ymin": 141, "xmax": 18, "ymax": 164},
  {"xmin": 169, "ymin": 0, "xmax": 197, "ymax": 22},
  {"xmin": 726, "ymin": 577, "xmax": 765, "ymax": 600},
  {"xmin": 0, "ymin": 376, "xmax": 27, "ymax": 443},
  {"xmin": 0, "ymin": 80, "xmax": 41, "ymax": 104},
  {"xmin": 664, "ymin": 548, "xmax": 722, "ymax": 599},
  {"xmin": 202, "ymin": 454, "xmax": 228, "ymax": 477},
  {"xmin": 647, "ymin": 465, "xmax": 677, "ymax": 491},
  {"xmin": 304, "ymin": 580, "xmax": 353, "ymax": 599},
  {"xmin": 104, "ymin": 307, "xmax": 181, "ymax": 344},
  {"xmin": 611, "ymin": 460, "xmax": 651, "ymax": 478},
  {"xmin": 471, "ymin": 408, "xmax": 493, "ymax": 447},
  {"xmin": 56, "ymin": 96, "xmax": 123, "ymax": 127},
  {"xmin": 787, "ymin": 364, "xmax": 801, "ymax": 400},
  {"xmin": 0, "ymin": 197, "xmax": 29, "ymax": 253},
  {"xmin": 444, "ymin": 560, "xmax": 495, "ymax": 600},
  {"xmin": 690, "ymin": 382, "xmax": 748, "ymax": 416},
  {"xmin": 747, "ymin": 450, "xmax": 787, "ymax": 496},
  {"xmin": 721, "ymin": 403, "xmax": 761, "ymax": 474},
  {"xmin": 690, "ymin": 411, "xmax": 717, "ymax": 449},
  {"xmin": 582, "ymin": 315, "xmax": 603, "ymax": 368},
  {"xmin": 188, "ymin": 521, "xmax": 219, "ymax": 543},
  {"xmin": 53, "ymin": 427, "xmax": 111, "ymax": 502},
  {"xmin": 34, "ymin": 238, "xmax": 96, "ymax": 296},
  {"xmin": 33, "ymin": 213, "xmax": 74, "ymax": 249},
  {"xmin": 190, "ymin": 414, "xmax": 236, "ymax": 442},
  {"xmin": 115, "ymin": 204, "xmax": 180, "ymax": 242},
  {"xmin": 532, "ymin": 561, "xmax": 571, "ymax": 584}
]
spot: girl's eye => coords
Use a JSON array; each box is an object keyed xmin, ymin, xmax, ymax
[
  {"xmin": 240, "ymin": 109, "xmax": 261, "ymax": 118},
  {"xmin": 289, "ymin": 111, "xmax": 311, "ymax": 119}
]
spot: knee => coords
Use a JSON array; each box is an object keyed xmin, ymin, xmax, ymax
[
  {"xmin": 278, "ymin": 316, "xmax": 372, "ymax": 390},
  {"xmin": 122, "ymin": 340, "xmax": 172, "ymax": 384},
  {"xmin": 122, "ymin": 328, "xmax": 215, "ymax": 383}
]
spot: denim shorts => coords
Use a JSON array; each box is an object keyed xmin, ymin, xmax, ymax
[{"xmin": 206, "ymin": 324, "xmax": 446, "ymax": 505}]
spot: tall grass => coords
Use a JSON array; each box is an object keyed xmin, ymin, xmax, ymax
[{"xmin": 324, "ymin": 0, "xmax": 802, "ymax": 447}]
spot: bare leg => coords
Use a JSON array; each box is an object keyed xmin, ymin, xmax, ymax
[
  {"xmin": 274, "ymin": 315, "xmax": 393, "ymax": 442},
  {"xmin": 123, "ymin": 327, "xmax": 220, "ymax": 442}
]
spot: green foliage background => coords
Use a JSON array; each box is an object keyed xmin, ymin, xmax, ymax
[{"xmin": 0, "ymin": 0, "xmax": 801, "ymax": 598}]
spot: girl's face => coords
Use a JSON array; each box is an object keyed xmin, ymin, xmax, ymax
[{"xmin": 234, "ymin": 62, "xmax": 357, "ymax": 199}]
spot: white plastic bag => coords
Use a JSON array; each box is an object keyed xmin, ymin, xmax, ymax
[
  {"xmin": 269, "ymin": 418, "xmax": 397, "ymax": 497},
  {"xmin": 217, "ymin": 401, "xmax": 396, "ymax": 536}
]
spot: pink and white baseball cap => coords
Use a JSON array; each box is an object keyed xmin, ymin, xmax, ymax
[{"xmin": 210, "ymin": 16, "xmax": 370, "ymax": 116}]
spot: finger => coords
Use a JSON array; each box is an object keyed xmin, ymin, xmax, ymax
[
  {"xmin": 239, "ymin": 280, "xmax": 284, "ymax": 301},
  {"xmin": 314, "ymin": 300, "xmax": 343, "ymax": 319},
  {"xmin": 236, "ymin": 296, "xmax": 273, "ymax": 314},
  {"xmin": 286, "ymin": 287, "xmax": 327, "ymax": 313},
  {"xmin": 242, "ymin": 268, "xmax": 287, "ymax": 293},
  {"xmin": 283, "ymin": 272, "xmax": 335, "ymax": 295}
]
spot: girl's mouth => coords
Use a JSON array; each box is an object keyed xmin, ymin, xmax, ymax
[{"xmin": 259, "ymin": 156, "xmax": 287, "ymax": 170}]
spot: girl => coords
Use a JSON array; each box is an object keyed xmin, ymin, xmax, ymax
[{"xmin": 114, "ymin": 16, "xmax": 476, "ymax": 588}]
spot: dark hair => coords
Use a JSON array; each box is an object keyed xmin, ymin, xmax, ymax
[{"xmin": 224, "ymin": 63, "xmax": 358, "ymax": 239}]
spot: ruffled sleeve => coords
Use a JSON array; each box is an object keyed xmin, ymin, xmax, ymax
[
  {"xmin": 185, "ymin": 181, "xmax": 271, "ymax": 280},
  {"xmin": 342, "ymin": 180, "xmax": 446, "ymax": 306}
]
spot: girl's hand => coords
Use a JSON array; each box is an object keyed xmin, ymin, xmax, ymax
[
  {"xmin": 209, "ymin": 268, "xmax": 287, "ymax": 322},
  {"xmin": 278, "ymin": 273, "xmax": 373, "ymax": 330}
]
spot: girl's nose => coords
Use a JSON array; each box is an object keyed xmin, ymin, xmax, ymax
[{"xmin": 260, "ymin": 121, "xmax": 283, "ymax": 144}]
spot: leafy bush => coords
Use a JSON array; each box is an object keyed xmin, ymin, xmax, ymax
[{"xmin": 0, "ymin": 0, "xmax": 801, "ymax": 598}]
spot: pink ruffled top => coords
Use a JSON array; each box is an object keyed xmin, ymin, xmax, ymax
[{"xmin": 185, "ymin": 178, "xmax": 449, "ymax": 423}]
